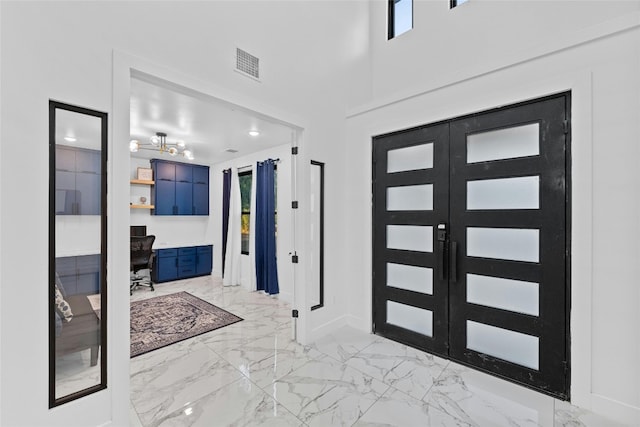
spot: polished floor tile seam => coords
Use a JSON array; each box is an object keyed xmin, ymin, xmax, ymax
[{"xmin": 335, "ymin": 339, "xmax": 456, "ymax": 425}]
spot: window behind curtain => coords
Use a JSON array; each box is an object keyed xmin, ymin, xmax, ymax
[
  {"xmin": 239, "ymin": 165, "xmax": 278, "ymax": 255},
  {"xmin": 239, "ymin": 171, "xmax": 252, "ymax": 254}
]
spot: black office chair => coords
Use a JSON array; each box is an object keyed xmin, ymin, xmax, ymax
[{"xmin": 130, "ymin": 235, "xmax": 156, "ymax": 295}]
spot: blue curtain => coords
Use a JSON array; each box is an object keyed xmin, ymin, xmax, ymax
[
  {"xmin": 255, "ymin": 159, "xmax": 279, "ymax": 295},
  {"xmin": 222, "ymin": 169, "xmax": 232, "ymax": 277}
]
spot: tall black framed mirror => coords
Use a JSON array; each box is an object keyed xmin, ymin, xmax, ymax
[
  {"xmin": 310, "ymin": 160, "xmax": 324, "ymax": 311},
  {"xmin": 49, "ymin": 101, "xmax": 107, "ymax": 407}
]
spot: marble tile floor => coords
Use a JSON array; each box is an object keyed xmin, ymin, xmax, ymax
[
  {"xmin": 55, "ymin": 350, "xmax": 101, "ymax": 399},
  {"xmin": 129, "ymin": 276, "xmax": 628, "ymax": 427}
]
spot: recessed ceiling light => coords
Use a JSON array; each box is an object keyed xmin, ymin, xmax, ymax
[
  {"xmin": 248, "ymin": 130, "xmax": 260, "ymax": 137},
  {"xmin": 64, "ymin": 136, "xmax": 77, "ymax": 142}
]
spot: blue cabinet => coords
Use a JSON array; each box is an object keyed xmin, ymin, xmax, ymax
[
  {"xmin": 175, "ymin": 163, "xmax": 192, "ymax": 183},
  {"xmin": 154, "ymin": 179, "xmax": 176, "ymax": 215},
  {"xmin": 56, "ymin": 254, "xmax": 100, "ymax": 295},
  {"xmin": 192, "ymin": 165, "xmax": 208, "ymax": 184},
  {"xmin": 56, "ymin": 145, "xmax": 101, "ymax": 215},
  {"xmin": 154, "ymin": 248, "xmax": 178, "ymax": 282},
  {"xmin": 177, "ymin": 247, "xmax": 196, "ymax": 277},
  {"xmin": 192, "ymin": 165, "xmax": 209, "ymax": 215},
  {"xmin": 196, "ymin": 245, "xmax": 213, "ymax": 275},
  {"xmin": 152, "ymin": 245, "xmax": 212, "ymax": 283},
  {"xmin": 175, "ymin": 181, "xmax": 193, "ymax": 215},
  {"xmin": 150, "ymin": 159, "xmax": 209, "ymax": 216}
]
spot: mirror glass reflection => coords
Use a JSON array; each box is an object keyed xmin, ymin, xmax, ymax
[
  {"xmin": 50, "ymin": 102, "xmax": 107, "ymax": 405},
  {"xmin": 310, "ymin": 161, "xmax": 324, "ymax": 310}
]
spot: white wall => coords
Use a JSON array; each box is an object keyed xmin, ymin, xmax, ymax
[
  {"xmin": 8, "ymin": 0, "xmax": 636, "ymax": 425},
  {"xmin": 367, "ymin": 0, "xmax": 639, "ymax": 107},
  {"xmin": 345, "ymin": 2, "xmax": 640, "ymax": 424},
  {"xmin": 210, "ymin": 144, "xmax": 294, "ymax": 302},
  {"xmin": 0, "ymin": 1, "xmax": 368, "ymax": 425}
]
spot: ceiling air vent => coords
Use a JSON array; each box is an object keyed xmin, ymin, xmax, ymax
[
  {"xmin": 224, "ymin": 148, "xmax": 239, "ymax": 153},
  {"xmin": 235, "ymin": 48, "xmax": 260, "ymax": 80}
]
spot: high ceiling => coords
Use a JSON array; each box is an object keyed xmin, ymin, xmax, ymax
[{"xmin": 129, "ymin": 77, "xmax": 295, "ymax": 165}]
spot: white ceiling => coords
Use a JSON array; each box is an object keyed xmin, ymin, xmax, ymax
[
  {"xmin": 129, "ymin": 77, "xmax": 295, "ymax": 165},
  {"xmin": 56, "ymin": 108, "xmax": 102, "ymax": 150}
]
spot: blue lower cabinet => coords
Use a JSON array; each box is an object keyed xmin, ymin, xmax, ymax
[
  {"xmin": 153, "ymin": 248, "xmax": 178, "ymax": 282},
  {"xmin": 177, "ymin": 247, "xmax": 196, "ymax": 277},
  {"xmin": 196, "ymin": 246, "xmax": 213, "ymax": 275},
  {"xmin": 153, "ymin": 245, "xmax": 212, "ymax": 283}
]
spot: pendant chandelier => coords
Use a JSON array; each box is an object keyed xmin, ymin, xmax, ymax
[{"xmin": 129, "ymin": 132, "xmax": 194, "ymax": 160}]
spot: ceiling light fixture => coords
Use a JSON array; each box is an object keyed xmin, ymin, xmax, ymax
[
  {"xmin": 64, "ymin": 136, "xmax": 77, "ymax": 142},
  {"xmin": 129, "ymin": 132, "xmax": 194, "ymax": 160},
  {"xmin": 248, "ymin": 130, "xmax": 260, "ymax": 137}
]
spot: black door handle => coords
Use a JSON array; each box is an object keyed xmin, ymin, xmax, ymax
[
  {"xmin": 438, "ymin": 240, "xmax": 445, "ymax": 280},
  {"xmin": 437, "ymin": 224, "xmax": 447, "ymax": 281},
  {"xmin": 451, "ymin": 241, "xmax": 458, "ymax": 283}
]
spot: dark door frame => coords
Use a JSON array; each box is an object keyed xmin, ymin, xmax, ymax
[{"xmin": 372, "ymin": 92, "xmax": 571, "ymax": 400}]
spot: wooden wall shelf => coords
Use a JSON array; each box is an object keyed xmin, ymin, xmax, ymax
[
  {"xmin": 130, "ymin": 179, "xmax": 154, "ymax": 185},
  {"xmin": 130, "ymin": 204, "xmax": 154, "ymax": 209}
]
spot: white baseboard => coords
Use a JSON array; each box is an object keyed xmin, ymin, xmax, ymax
[
  {"xmin": 278, "ymin": 291, "xmax": 293, "ymax": 304},
  {"xmin": 306, "ymin": 314, "xmax": 373, "ymax": 343},
  {"xmin": 590, "ymin": 393, "xmax": 640, "ymax": 425},
  {"xmin": 346, "ymin": 315, "xmax": 371, "ymax": 333},
  {"xmin": 307, "ymin": 314, "xmax": 349, "ymax": 342}
]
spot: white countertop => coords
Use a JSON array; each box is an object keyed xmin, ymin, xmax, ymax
[{"xmin": 153, "ymin": 242, "xmax": 213, "ymax": 249}]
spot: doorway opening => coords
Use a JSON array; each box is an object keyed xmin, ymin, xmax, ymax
[{"xmin": 128, "ymin": 71, "xmax": 301, "ymax": 302}]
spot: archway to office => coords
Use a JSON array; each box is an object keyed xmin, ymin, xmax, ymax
[
  {"xmin": 125, "ymin": 68, "xmax": 306, "ymax": 323},
  {"xmin": 111, "ymin": 52, "xmax": 314, "ymax": 414}
]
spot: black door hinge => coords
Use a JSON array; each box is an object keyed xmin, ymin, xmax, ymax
[
  {"xmin": 292, "ymin": 254, "xmax": 299, "ymax": 263},
  {"xmin": 292, "ymin": 309, "xmax": 299, "ymax": 318},
  {"xmin": 563, "ymin": 120, "xmax": 569, "ymax": 134},
  {"xmin": 292, "ymin": 201, "xmax": 298, "ymax": 209},
  {"xmin": 291, "ymin": 146, "xmax": 299, "ymax": 155}
]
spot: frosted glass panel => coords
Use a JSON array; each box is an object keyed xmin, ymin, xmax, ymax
[
  {"xmin": 467, "ymin": 123, "xmax": 539, "ymax": 164},
  {"xmin": 387, "ymin": 143, "xmax": 434, "ymax": 173},
  {"xmin": 387, "ymin": 225, "xmax": 433, "ymax": 252},
  {"xmin": 388, "ymin": 184, "xmax": 433, "ymax": 211},
  {"xmin": 467, "ymin": 321, "xmax": 539, "ymax": 370},
  {"xmin": 387, "ymin": 263, "xmax": 433, "ymax": 295},
  {"xmin": 467, "ymin": 227, "xmax": 539, "ymax": 262},
  {"xmin": 467, "ymin": 274, "xmax": 539, "ymax": 316},
  {"xmin": 467, "ymin": 176, "xmax": 539, "ymax": 210},
  {"xmin": 387, "ymin": 301, "xmax": 433, "ymax": 336}
]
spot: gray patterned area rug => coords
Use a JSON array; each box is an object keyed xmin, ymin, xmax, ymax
[{"xmin": 130, "ymin": 291, "xmax": 242, "ymax": 358}]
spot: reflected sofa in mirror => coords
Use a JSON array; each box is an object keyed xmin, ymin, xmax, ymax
[{"xmin": 49, "ymin": 101, "xmax": 107, "ymax": 407}]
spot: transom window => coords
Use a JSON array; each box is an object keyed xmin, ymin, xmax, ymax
[
  {"xmin": 450, "ymin": 0, "xmax": 468, "ymax": 8},
  {"xmin": 388, "ymin": 0, "xmax": 413, "ymax": 40}
]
